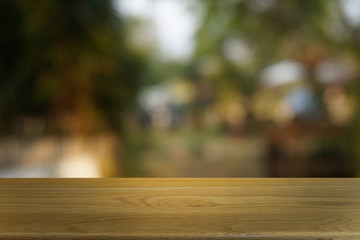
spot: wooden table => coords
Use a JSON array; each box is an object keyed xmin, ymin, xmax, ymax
[{"xmin": 1, "ymin": 178, "xmax": 360, "ymax": 239}]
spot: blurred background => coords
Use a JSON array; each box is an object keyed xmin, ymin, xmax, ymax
[{"xmin": 1, "ymin": 0, "xmax": 360, "ymax": 177}]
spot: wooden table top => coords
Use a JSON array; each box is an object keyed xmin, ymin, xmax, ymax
[{"xmin": 1, "ymin": 178, "xmax": 360, "ymax": 239}]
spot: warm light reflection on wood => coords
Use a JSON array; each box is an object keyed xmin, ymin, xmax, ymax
[{"xmin": 0, "ymin": 178, "xmax": 360, "ymax": 239}]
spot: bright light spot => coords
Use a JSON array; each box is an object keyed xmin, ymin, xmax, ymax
[
  {"xmin": 223, "ymin": 39, "xmax": 253, "ymax": 66},
  {"xmin": 152, "ymin": 0, "xmax": 197, "ymax": 60},
  {"xmin": 114, "ymin": 0, "xmax": 151, "ymax": 17},
  {"xmin": 139, "ymin": 85, "xmax": 171, "ymax": 110},
  {"xmin": 115, "ymin": 0, "xmax": 197, "ymax": 60},
  {"xmin": 261, "ymin": 60, "xmax": 305, "ymax": 87},
  {"xmin": 55, "ymin": 154, "xmax": 102, "ymax": 177},
  {"xmin": 342, "ymin": 0, "xmax": 360, "ymax": 26}
]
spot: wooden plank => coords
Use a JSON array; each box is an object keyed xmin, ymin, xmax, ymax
[{"xmin": 0, "ymin": 178, "xmax": 360, "ymax": 239}]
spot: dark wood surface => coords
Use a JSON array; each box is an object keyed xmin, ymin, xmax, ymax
[{"xmin": 1, "ymin": 178, "xmax": 360, "ymax": 239}]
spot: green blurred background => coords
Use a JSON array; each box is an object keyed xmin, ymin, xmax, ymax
[{"xmin": 0, "ymin": 0, "xmax": 360, "ymax": 177}]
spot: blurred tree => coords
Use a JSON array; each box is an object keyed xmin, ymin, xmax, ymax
[
  {"xmin": 0, "ymin": 0, "xmax": 144, "ymax": 135},
  {"xmin": 192, "ymin": 0, "xmax": 360, "ymax": 176},
  {"xmin": 334, "ymin": 1, "xmax": 360, "ymax": 175},
  {"xmin": 192, "ymin": 0, "xmax": 336, "ymax": 119}
]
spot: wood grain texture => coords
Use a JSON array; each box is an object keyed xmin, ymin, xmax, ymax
[{"xmin": 0, "ymin": 178, "xmax": 360, "ymax": 239}]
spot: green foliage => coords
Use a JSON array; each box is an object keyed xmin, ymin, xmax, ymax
[
  {"xmin": 193, "ymin": 0, "xmax": 336, "ymax": 95},
  {"xmin": 0, "ymin": 0, "xmax": 144, "ymax": 135}
]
